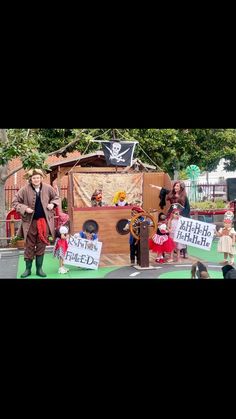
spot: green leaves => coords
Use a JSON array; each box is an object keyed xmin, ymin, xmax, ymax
[{"xmin": 2, "ymin": 128, "xmax": 236, "ymax": 178}]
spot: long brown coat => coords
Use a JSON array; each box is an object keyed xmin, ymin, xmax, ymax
[{"xmin": 12, "ymin": 183, "xmax": 60, "ymax": 240}]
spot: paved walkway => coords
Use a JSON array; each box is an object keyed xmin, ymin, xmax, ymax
[
  {"xmin": 0, "ymin": 249, "xmax": 19, "ymax": 278},
  {"xmin": 0, "ymin": 246, "xmax": 198, "ymax": 278}
]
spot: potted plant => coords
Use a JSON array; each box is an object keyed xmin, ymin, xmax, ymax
[{"xmin": 10, "ymin": 235, "xmax": 25, "ymax": 249}]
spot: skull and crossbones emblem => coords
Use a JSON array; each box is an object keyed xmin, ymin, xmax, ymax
[{"xmin": 105, "ymin": 141, "xmax": 131, "ymax": 163}]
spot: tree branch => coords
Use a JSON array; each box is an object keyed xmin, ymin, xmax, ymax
[
  {"xmin": 1, "ymin": 128, "xmax": 99, "ymax": 182},
  {"xmin": 1, "ymin": 164, "xmax": 24, "ymax": 182},
  {"xmin": 47, "ymin": 129, "xmax": 95, "ymax": 156}
]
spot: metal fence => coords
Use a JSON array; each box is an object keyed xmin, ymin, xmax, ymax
[
  {"xmin": 185, "ymin": 183, "xmax": 227, "ymax": 202},
  {"xmin": 4, "ymin": 184, "xmax": 228, "ymax": 209},
  {"xmin": 5, "ymin": 186, "xmax": 68, "ymax": 211}
]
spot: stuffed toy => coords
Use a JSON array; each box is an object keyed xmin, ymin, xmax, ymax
[
  {"xmin": 112, "ymin": 191, "xmax": 128, "ymax": 206},
  {"xmin": 91, "ymin": 189, "xmax": 103, "ymax": 207}
]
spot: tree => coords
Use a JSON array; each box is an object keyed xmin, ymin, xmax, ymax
[
  {"xmin": 126, "ymin": 128, "xmax": 236, "ymax": 176},
  {"xmin": 2, "ymin": 127, "xmax": 236, "ymax": 247}
]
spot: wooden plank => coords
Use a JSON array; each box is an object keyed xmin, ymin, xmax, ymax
[
  {"xmin": 67, "ymin": 173, "xmax": 74, "ymax": 229},
  {"xmin": 71, "ymin": 167, "xmax": 126, "ymax": 173},
  {"xmin": 72, "ymin": 207, "xmax": 131, "ymax": 254},
  {"xmin": 143, "ymin": 172, "xmax": 172, "ymax": 216},
  {"xmin": 140, "ymin": 221, "xmax": 149, "ymax": 267}
]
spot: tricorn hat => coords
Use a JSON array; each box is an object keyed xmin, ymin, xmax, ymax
[
  {"xmin": 131, "ymin": 206, "xmax": 144, "ymax": 213},
  {"xmin": 24, "ymin": 168, "xmax": 46, "ymax": 179},
  {"xmin": 224, "ymin": 211, "xmax": 234, "ymax": 222},
  {"xmin": 169, "ymin": 203, "xmax": 184, "ymax": 213}
]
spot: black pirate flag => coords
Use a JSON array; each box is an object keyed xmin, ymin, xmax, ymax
[{"xmin": 102, "ymin": 141, "xmax": 137, "ymax": 167}]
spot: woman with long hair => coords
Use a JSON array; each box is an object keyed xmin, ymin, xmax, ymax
[{"xmin": 149, "ymin": 180, "xmax": 190, "ymax": 257}]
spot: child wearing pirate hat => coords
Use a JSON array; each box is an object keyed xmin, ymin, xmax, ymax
[
  {"xmin": 216, "ymin": 211, "xmax": 236, "ymax": 265},
  {"xmin": 149, "ymin": 209, "xmax": 176, "ymax": 264},
  {"xmin": 123, "ymin": 206, "xmax": 145, "ymax": 265},
  {"xmin": 167, "ymin": 204, "xmax": 186, "ymax": 263}
]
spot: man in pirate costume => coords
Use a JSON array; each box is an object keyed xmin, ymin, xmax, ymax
[{"xmin": 12, "ymin": 169, "xmax": 60, "ymax": 277}]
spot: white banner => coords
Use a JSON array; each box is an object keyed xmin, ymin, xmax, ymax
[
  {"xmin": 64, "ymin": 235, "xmax": 102, "ymax": 270},
  {"xmin": 173, "ymin": 216, "xmax": 216, "ymax": 251}
]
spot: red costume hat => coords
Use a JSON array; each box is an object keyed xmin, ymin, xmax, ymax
[
  {"xmin": 224, "ymin": 219, "xmax": 232, "ymax": 224},
  {"xmin": 169, "ymin": 203, "xmax": 184, "ymax": 213},
  {"xmin": 131, "ymin": 206, "xmax": 144, "ymax": 213}
]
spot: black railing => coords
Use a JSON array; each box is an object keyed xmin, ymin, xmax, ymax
[
  {"xmin": 5, "ymin": 186, "xmax": 68, "ymax": 211},
  {"xmin": 4, "ymin": 184, "xmax": 228, "ymax": 209},
  {"xmin": 185, "ymin": 183, "xmax": 227, "ymax": 202}
]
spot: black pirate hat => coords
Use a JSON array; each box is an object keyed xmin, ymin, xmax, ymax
[{"xmin": 169, "ymin": 203, "xmax": 185, "ymax": 214}]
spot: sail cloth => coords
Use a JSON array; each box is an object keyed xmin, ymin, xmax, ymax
[
  {"xmin": 102, "ymin": 141, "xmax": 137, "ymax": 167},
  {"xmin": 72, "ymin": 172, "xmax": 143, "ymax": 208}
]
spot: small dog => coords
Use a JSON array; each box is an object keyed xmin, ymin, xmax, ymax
[{"xmin": 191, "ymin": 261, "xmax": 209, "ymax": 279}]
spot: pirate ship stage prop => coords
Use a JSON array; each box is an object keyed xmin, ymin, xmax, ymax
[{"xmin": 49, "ymin": 139, "xmax": 172, "ymax": 255}]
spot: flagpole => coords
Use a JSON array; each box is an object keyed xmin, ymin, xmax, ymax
[{"xmin": 112, "ymin": 129, "xmax": 118, "ymax": 172}]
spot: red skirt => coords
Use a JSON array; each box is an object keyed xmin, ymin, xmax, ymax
[{"xmin": 149, "ymin": 236, "xmax": 176, "ymax": 253}]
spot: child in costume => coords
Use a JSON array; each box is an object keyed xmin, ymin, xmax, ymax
[
  {"xmin": 77, "ymin": 225, "xmax": 98, "ymax": 241},
  {"xmin": 112, "ymin": 191, "xmax": 128, "ymax": 206},
  {"xmin": 149, "ymin": 181, "xmax": 190, "ymax": 258},
  {"xmin": 216, "ymin": 211, "xmax": 236, "ymax": 265},
  {"xmin": 123, "ymin": 206, "xmax": 145, "ymax": 265},
  {"xmin": 149, "ymin": 212, "xmax": 176, "ymax": 264},
  {"xmin": 167, "ymin": 204, "xmax": 186, "ymax": 262},
  {"xmin": 53, "ymin": 225, "xmax": 70, "ymax": 274}
]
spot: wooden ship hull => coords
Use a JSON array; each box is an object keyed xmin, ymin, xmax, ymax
[{"xmin": 50, "ymin": 152, "xmax": 172, "ymax": 254}]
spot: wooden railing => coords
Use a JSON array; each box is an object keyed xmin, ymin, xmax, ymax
[{"xmin": 0, "ymin": 217, "xmax": 21, "ymax": 239}]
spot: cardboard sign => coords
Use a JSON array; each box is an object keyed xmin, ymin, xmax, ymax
[
  {"xmin": 173, "ymin": 216, "xmax": 216, "ymax": 251},
  {"xmin": 64, "ymin": 235, "xmax": 102, "ymax": 270}
]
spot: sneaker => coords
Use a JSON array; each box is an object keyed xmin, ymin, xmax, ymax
[
  {"xmin": 156, "ymin": 258, "xmax": 164, "ymax": 263},
  {"xmin": 63, "ymin": 267, "xmax": 69, "ymax": 272},
  {"xmin": 58, "ymin": 267, "xmax": 67, "ymax": 274}
]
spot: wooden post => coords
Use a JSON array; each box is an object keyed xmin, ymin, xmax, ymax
[
  {"xmin": 58, "ymin": 165, "xmax": 61, "ymax": 197},
  {"xmin": 139, "ymin": 221, "xmax": 149, "ymax": 268}
]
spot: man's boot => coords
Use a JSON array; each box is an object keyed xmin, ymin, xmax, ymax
[
  {"xmin": 36, "ymin": 254, "xmax": 47, "ymax": 277},
  {"xmin": 21, "ymin": 259, "xmax": 33, "ymax": 278}
]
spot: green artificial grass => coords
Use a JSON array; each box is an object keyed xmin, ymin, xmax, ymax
[
  {"xmin": 187, "ymin": 238, "xmax": 229, "ymax": 264},
  {"xmin": 158, "ymin": 269, "xmax": 224, "ymax": 279},
  {"xmin": 17, "ymin": 253, "xmax": 119, "ymax": 279}
]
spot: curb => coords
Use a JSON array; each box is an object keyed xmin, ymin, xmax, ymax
[{"xmin": 0, "ymin": 245, "xmax": 54, "ymax": 257}]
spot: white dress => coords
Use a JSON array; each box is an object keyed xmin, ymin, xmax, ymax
[
  {"xmin": 169, "ymin": 218, "xmax": 186, "ymax": 250},
  {"xmin": 217, "ymin": 227, "xmax": 236, "ymax": 254}
]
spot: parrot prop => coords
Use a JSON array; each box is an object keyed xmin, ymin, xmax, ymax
[{"xmin": 186, "ymin": 165, "xmax": 201, "ymax": 202}]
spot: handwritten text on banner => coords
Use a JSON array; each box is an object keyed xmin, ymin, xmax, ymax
[{"xmin": 173, "ymin": 217, "xmax": 216, "ymax": 251}]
